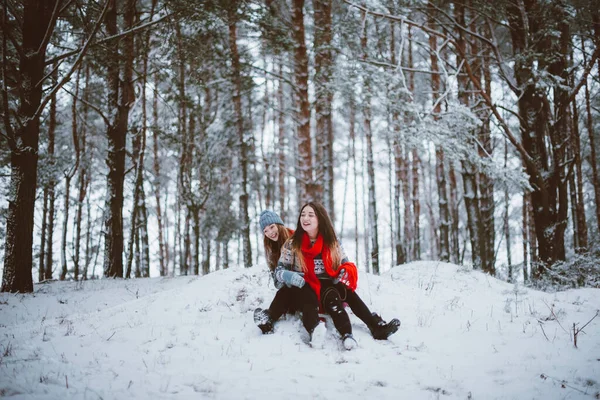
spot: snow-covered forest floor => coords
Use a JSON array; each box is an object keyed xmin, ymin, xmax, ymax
[{"xmin": 1, "ymin": 261, "xmax": 599, "ymax": 399}]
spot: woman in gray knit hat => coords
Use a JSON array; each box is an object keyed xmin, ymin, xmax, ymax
[
  {"xmin": 253, "ymin": 210, "xmax": 312, "ymax": 334},
  {"xmin": 254, "ymin": 208, "xmax": 400, "ymax": 348}
]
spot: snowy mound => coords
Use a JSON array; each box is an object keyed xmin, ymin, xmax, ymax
[{"xmin": 1, "ymin": 262, "xmax": 599, "ymax": 399}]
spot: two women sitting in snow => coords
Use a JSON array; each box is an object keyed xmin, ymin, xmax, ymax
[{"xmin": 254, "ymin": 202, "xmax": 400, "ymax": 350}]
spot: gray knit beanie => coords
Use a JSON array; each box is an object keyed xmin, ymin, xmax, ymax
[{"xmin": 259, "ymin": 210, "xmax": 284, "ymax": 231}]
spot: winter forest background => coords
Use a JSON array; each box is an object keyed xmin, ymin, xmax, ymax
[{"xmin": 1, "ymin": 0, "xmax": 600, "ymax": 293}]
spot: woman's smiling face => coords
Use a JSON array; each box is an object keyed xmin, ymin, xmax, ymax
[
  {"xmin": 300, "ymin": 205, "xmax": 319, "ymax": 238},
  {"xmin": 263, "ymin": 224, "xmax": 279, "ymax": 242}
]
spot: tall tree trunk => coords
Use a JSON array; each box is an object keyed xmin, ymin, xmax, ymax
[
  {"xmin": 448, "ymin": 165, "xmax": 460, "ymax": 264},
  {"xmin": 570, "ymin": 70, "xmax": 587, "ymax": 252},
  {"xmin": 61, "ymin": 63, "xmax": 82, "ymax": 281},
  {"xmin": 393, "ymin": 140, "xmax": 404, "ymax": 266},
  {"xmin": 435, "ymin": 148, "xmax": 450, "ymax": 262},
  {"xmin": 408, "ymin": 27, "xmax": 421, "ymax": 261},
  {"xmin": 361, "ymin": 10, "xmax": 379, "ymax": 274},
  {"xmin": 152, "ymin": 72, "xmax": 167, "ymax": 276},
  {"xmin": 428, "ymin": 6, "xmax": 449, "ymax": 262},
  {"xmin": 103, "ymin": 0, "xmax": 136, "ymax": 278},
  {"xmin": 504, "ymin": 140, "xmax": 512, "ymax": 282},
  {"xmin": 390, "ymin": 18, "xmax": 408, "ymax": 266},
  {"xmin": 291, "ymin": 0, "xmax": 313, "ymax": 202},
  {"xmin": 182, "ymin": 211, "xmax": 191, "ymax": 275},
  {"xmin": 1, "ymin": 1, "xmax": 58, "ymax": 292},
  {"xmin": 202, "ymin": 238, "xmax": 211, "ymax": 275},
  {"xmin": 314, "ymin": 0, "xmax": 334, "ymax": 217},
  {"xmin": 39, "ymin": 190, "xmax": 49, "ymax": 282},
  {"xmin": 228, "ymin": 7, "xmax": 252, "ymax": 268},
  {"xmin": 139, "ymin": 185, "xmax": 150, "ymax": 277},
  {"xmin": 425, "ymin": 152, "xmax": 439, "ymax": 258},
  {"xmin": 175, "ymin": 21, "xmax": 190, "ymax": 277},
  {"xmin": 401, "ymin": 149, "xmax": 412, "ymax": 264},
  {"xmin": 455, "ymin": 0, "xmax": 484, "ymax": 269},
  {"xmin": 349, "ymin": 96, "xmax": 360, "ymax": 264},
  {"xmin": 45, "ymin": 182, "xmax": 56, "ymax": 280},
  {"xmin": 568, "ymin": 144, "xmax": 579, "ymax": 250},
  {"xmin": 477, "ymin": 11, "xmax": 496, "ymax": 275},
  {"xmin": 581, "ymin": 37, "xmax": 600, "ymax": 236},
  {"xmin": 507, "ymin": 1, "xmax": 569, "ymax": 276},
  {"xmin": 83, "ymin": 182, "xmax": 93, "ymax": 280},
  {"xmin": 42, "ymin": 65, "xmax": 59, "ymax": 282},
  {"xmin": 361, "ymin": 129, "xmax": 371, "ymax": 273},
  {"xmin": 60, "ymin": 176, "xmax": 72, "ymax": 280},
  {"xmin": 412, "ymin": 148, "xmax": 421, "ymax": 260},
  {"xmin": 522, "ymin": 192, "xmax": 529, "ymax": 283},
  {"xmin": 193, "ymin": 211, "xmax": 200, "ymax": 275},
  {"xmin": 74, "ymin": 63, "xmax": 91, "ymax": 281},
  {"xmin": 277, "ymin": 62, "xmax": 287, "ymax": 221}
]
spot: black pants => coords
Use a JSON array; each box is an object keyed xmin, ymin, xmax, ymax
[
  {"xmin": 269, "ymin": 285, "xmax": 320, "ymax": 333},
  {"xmin": 334, "ymin": 282, "xmax": 376, "ymax": 328},
  {"xmin": 320, "ymin": 280, "xmax": 353, "ymax": 336}
]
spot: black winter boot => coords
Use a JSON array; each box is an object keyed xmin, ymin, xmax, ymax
[
  {"xmin": 254, "ymin": 308, "xmax": 274, "ymax": 334},
  {"xmin": 369, "ymin": 313, "xmax": 400, "ymax": 340}
]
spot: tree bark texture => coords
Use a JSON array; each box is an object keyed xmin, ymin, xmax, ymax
[
  {"xmin": 103, "ymin": 0, "xmax": 136, "ymax": 278},
  {"xmin": 291, "ymin": 0, "xmax": 313, "ymax": 202},
  {"xmin": 314, "ymin": 0, "xmax": 334, "ymax": 218},
  {"xmin": 228, "ymin": 7, "xmax": 252, "ymax": 268},
  {"xmin": 2, "ymin": 0, "xmax": 58, "ymax": 292},
  {"xmin": 506, "ymin": 1, "xmax": 570, "ymax": 276},
  {"xmin": 361, "ymin": 11, "xmax": 379, "ymax": 274}
]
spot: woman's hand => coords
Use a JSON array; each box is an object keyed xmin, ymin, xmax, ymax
[{"xmin": 277, "ymin": 269, "xmax": 306, "ymax": 288}]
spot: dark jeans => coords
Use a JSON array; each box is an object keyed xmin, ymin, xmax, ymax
[
  {"xmin": 321, "ymin": 280, "xmax": 377, "ymax": 336},
  {"xmin": 268, "ymin": 285, "xmax": 320, "ymax": 333},
  {"xmin": 334, "ymin": 282, "xmax": 376, "ymax": 328},
  {"xmin": 320, "ymin": 280, "xmax": 353, "ymax": 336}
]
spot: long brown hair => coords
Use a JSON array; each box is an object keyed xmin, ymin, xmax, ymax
[
  {"xmin": 291, "ymin": 202, "xmax": 342, "ymax": 272},
  {"xmin": 263, "ymin": 225, "xmax": 292, "ymax": 271}
]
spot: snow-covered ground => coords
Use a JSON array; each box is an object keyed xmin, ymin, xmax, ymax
[{"xmin": 0, "ymin": 261, "xmax": 599, "ymax": 399}]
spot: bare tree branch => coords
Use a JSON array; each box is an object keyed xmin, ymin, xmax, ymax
[
  {"xmin": 566, "ymin": 44, "xmax": 600, "ymax": 104},
  {"xmin": 358, "ymin": 57, "xmax": 443, "ymax": 75},
  {"xmin": 33, "ymin": 0, "xmax": 111, "ymax": 121},
  {"xmin": 60, "ymin": 84, "xmax": 110, "ymax": 127},
  {"xmin": 36, "ymin": 0, "xmax": 62, "ymax": 56},
  {"xmin": 344, "ymin": 1, "xmax": 448, "ymax": 41},
  {"xmin": 45, "ymin": 11, "xmax": 174, "ymax": 66}
]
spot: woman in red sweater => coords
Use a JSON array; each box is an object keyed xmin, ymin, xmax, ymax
[{"xmin": 256, "ymin": 205, "xmax": 400, "ymax": 350}]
